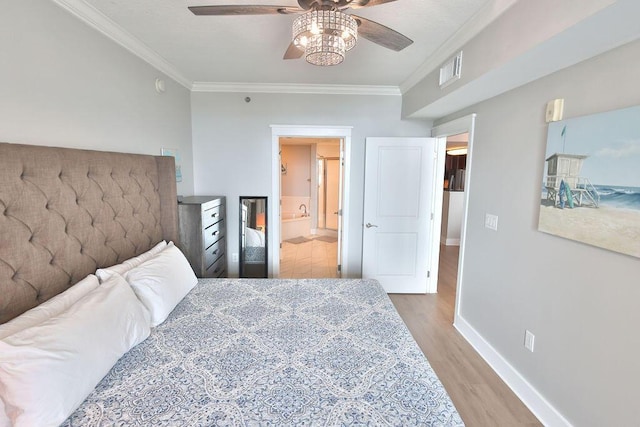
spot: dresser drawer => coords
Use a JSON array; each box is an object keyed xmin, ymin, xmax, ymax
[
  {"xmin": 205, "ymin": 236, "xmax": 225, "ymax": 269},
  {"xmin": 206, "ymin": 255, "xmax": 226, "ymax": 278},
  {"xmin": 204, "ymin": 219, "xmax": 225, "ymax": 249},
  {"xmin": 202, "ymin": 203, "xmax": 224, "ymax": 229},
  {"xmin": 178, "ymin": 196, "xmax": 226, "ymax": 279}
]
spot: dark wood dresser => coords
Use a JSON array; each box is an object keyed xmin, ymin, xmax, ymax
[{"xmin": 177, "ymin": 196, "xmax": 227, "ymax": 278}]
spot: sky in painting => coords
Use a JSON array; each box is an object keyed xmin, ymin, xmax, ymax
[{"xmin": 545, "ymin": 105, "xmax": 640, "ymax": 187}]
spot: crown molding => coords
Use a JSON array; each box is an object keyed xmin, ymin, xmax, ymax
[
  {"xmin": 191, "ymin": 82, "xmax": 401, "ymax": 96},
  {"xmin": 52, "ymin": 0, "xmax": 192, "ymax": 89},
  {"xmin": 399, "ymin": 0, "xmax": 517, "ymax": 94}
]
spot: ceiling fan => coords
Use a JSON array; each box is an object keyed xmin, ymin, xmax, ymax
[{"xmin": 189, "ymin": 0, "xmax": 413, "ymax": 66}]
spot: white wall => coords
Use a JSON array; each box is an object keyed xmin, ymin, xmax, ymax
[
  {"xmin": 191, "ymin": 92, "xmax": 431, "ymax": 276},
  {"xmin": 440, "ymin": 191, "xmax": 464, "ymax": 246},
  {"xmin": 0, "ymin": 0, "xmax": 194, "ymax": 196},
  {"xmin": 436, "ymin": 40, "xmax": 640, "ymax": 426}
]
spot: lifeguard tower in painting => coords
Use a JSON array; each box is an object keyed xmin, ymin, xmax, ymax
[{"xmin": 544, "ymin": 153, "xmax": 600, "ymax": 207}]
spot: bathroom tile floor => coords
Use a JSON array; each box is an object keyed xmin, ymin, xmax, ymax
[{"xmin": 279, "ymin": 236, "xmax": 338, "ymax": 278}]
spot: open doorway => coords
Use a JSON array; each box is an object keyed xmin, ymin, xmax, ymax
[
  {"xmin": 432, "ymin": 114, "xmax": 476, "ymax": 325},
  {"xmin": 278, "ymin": 137, "xmax": 343, "ymax": 278},
  {"xmin": 441, "ymin": 133, "xmax": 468, "ymax": 247}
]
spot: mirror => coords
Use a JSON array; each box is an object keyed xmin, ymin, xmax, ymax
[{"xmin": 239, "ymin": 197, "xmax": 268, "ymax": 278}]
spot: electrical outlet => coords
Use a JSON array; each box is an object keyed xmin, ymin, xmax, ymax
[
  {"xmin": 231, "ymin": 253, "xmax": 239, "ymax": 262},
  {"xmin": 524, "ymin": 330, "xmax": 535, "ymax": 352},
  {"xmin": 484, "ymin": 213, "xmax": 498, "ymax": 231}
]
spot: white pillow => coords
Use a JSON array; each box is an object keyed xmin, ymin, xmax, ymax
[
  {"xmin": 0, "ymin": 274, "xmax": 99, "ymax": 340},
  {"xmin": 124, "ymin": 242, "xmax": 198, "ymax": 327},
  {"xmin": 0, "ymin": 274, "xmax": 150, "ymax": 427},
  {"xmin": 0, "ymin": 400, "xmax": 8, "ymax": 427},
  {"xmin": 96, "ymin": 240, "xmax": 167, "ymax": 282},
  {"xmin": 245, "ymin": 227, "xmax": 265, "ymax": 247}
]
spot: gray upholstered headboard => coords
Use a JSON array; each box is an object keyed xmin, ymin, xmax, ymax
[{"xmin": 0, "ymin": 142, "xmax": 178, "ymax": 324}]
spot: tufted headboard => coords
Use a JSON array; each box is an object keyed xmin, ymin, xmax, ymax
[{"xmin": 0, "ymin": 142, "xmax": 179, "ymax": 324}]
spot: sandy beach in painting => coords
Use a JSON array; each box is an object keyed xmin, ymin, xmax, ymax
[{"xmin": 538, "ymin": 205, "xmax": 640, "ymax": 258}]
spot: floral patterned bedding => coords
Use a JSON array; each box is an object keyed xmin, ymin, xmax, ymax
[{"xmin": 64, "ymin": 278, "xmax": 463, "ymax": 426}]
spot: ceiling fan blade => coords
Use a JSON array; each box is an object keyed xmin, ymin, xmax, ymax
[
  {"xmin": 352, "ymin": 15, "xmax": 413, "ymax": 51},
  {"xmin": 188, "ymin": 5, "xmax": 302, "ymax": 16},
  {"xmin": 297, "ymin": 0, "xmax": 316, "ymax": 10},
  {"xmin": 347, "ymin": 0, "xmax": 399, "ymax": 9},
  {"xmin": 283, "ymin": 42, "xmax": 304, "ymax": 60}
]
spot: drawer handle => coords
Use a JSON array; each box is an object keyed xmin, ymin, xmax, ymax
[
  {"xmin": 214, "ymin": 267, "xmax": 220, "ymax": 273},
  {"xmin": 212, "ymin": 249, "xmax": 218, "ymax": 255},
  {"xmin": 212, "ymin": 230, "xmax": 219, "ymax": 236},
  {"xmin": 211, "ymin": 212, "xmax": 218, "ymax": 218}
]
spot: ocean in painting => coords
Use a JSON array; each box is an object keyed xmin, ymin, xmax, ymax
[{"xmin": 594, "ymin": 185, "xmax": 640, "ymax": 210}]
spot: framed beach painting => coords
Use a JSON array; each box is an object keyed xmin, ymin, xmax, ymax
[{"xmin": 538, "ymin": 105, "xmax": 640, "ymax": 258}]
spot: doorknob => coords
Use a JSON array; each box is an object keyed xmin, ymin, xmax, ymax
[{"xmin": 365, "ymin": 223, "xmax": 378, "ymax": 228}]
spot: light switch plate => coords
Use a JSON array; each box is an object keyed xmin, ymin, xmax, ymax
[
  {"xmin": 525, "ymin": 330, "xmax": 535, "ymax": 352},
  {"xmin": 485, "ymin": 213, "xmax": 498, "ymax": 231}
]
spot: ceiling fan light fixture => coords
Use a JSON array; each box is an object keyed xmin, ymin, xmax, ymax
[
  {"xmin": 292, "ymin": 10, "xmax": 358, "ymax": 66},
  {"xmin": 306, "ymin": 33, "xmax": 345, "ymax": 66}
]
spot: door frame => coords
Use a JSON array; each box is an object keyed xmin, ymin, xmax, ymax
[
  {"xmin": 270, "ymin": 125, "xmax": 352, "ymax": 277},
  {"xmin": 431, "ymin": 114, "xmax": 476, "ymax": 324}
]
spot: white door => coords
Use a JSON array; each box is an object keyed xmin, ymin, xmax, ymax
[
  {"xmin": 325, "ymin": 159, "xmax": 340, "ymax": 230},
  {"xmin": 362, "ymin": 137, "xmax": 437, "ymax": 293}
]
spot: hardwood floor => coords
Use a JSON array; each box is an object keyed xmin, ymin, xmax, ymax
[{"xmin": 389, "ymin": 245, "xmax": 541, "ymax": 426}]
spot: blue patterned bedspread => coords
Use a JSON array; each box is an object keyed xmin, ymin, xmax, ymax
[{"xmin": 64, "ymin": 279, "xmax": 463, "ymax": 426}]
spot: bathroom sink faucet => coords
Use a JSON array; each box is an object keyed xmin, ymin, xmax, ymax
[{"xmin": 299, "ymin": 204, "xmax": 307, "ymax": 215}]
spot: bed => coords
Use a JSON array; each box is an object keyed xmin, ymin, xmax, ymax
[
  {"xmin": 0, "ymin": 142, "xmax": 463, "ymax": 426},
  {"xmin": 244, "ymin": 227, "xmax": 266, "ymax": 263}
]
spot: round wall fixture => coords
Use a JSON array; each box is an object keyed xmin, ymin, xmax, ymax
[{"xmin": 155, "ymin": 78, "xmax": 166, "ymax": 93}]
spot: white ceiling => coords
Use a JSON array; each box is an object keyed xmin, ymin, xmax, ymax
[{"xmin": 75, "ymin": 0, "xmax": 492, "ymax": 88}]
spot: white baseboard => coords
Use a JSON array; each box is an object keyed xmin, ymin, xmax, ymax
[
  {"xmin": 454, "ymin": 315, "xmax": 572, "ymax": 427},
  {"xmin": 440, "ymin": 235, "xmax": 460, "ymax": 246}
]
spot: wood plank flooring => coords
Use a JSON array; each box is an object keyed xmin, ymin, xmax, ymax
[{"xmin": 389, "ymin": 245, "xmax": 542, "ymax": 426}]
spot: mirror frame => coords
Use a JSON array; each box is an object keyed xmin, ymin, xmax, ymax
[{"xmin": 239, "ymin": 196, "xmax": 268, "ymax": 278}]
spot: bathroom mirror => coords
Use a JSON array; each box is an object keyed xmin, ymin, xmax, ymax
[{"xmin": 239, "ymin": 197, "xmax": 268, "ymax": 278}]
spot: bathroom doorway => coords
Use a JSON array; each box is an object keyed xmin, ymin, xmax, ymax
[{"xmin": 279, "ymin": 137, "xmax": 342, "ymax": 278}]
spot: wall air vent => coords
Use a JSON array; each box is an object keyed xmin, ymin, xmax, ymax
[{"xmin": 439, "ymin": 51, "xmax": 463, "ymax": 88}]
